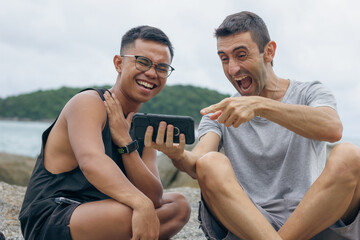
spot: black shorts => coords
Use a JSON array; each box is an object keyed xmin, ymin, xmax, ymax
[
  {"xmin": 38, "ymin": 200, "xmax": 80, "ymax": 240},
  {"xmin": 21, "ymin": 199, "xmax": 81, "ymax": 240}
]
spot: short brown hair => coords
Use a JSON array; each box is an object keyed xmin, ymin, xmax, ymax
[{"xmin": 215, "ymin": 11, "xmax": 271, "ymax": 54}]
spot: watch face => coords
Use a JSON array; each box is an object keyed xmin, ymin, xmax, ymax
[{"xmin": 127, "ymin": 140, "xmax": 139, "ymax": 153}]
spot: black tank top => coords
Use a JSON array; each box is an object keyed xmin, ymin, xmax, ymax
[{"xmin": 19, "ymin": 88, "xmax": 144, "ymax": 238}]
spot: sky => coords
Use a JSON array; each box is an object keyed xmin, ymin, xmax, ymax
[{"xmin": 1, "ymin": 0, "xmax": 359, "ymax": 141}]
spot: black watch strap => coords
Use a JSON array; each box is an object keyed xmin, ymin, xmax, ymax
[{"xmin": 117, "ymin": 140, "xmax": 139, "ymax": 154}]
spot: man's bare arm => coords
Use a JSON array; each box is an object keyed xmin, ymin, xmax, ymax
[
  {"xmin": 103, "ymin": 92, "xmax": 163, "ymax": 207},
  {"xmin": 201, "ymin": 96, "xmax": 342, "ymax": 143},
  {"xmin": 65, "ymin": 93, "xmax": 157, "ymax": 211},
  {"xmin": 258, "ymin": 101, "xmax": 342, "ymax": 142}
]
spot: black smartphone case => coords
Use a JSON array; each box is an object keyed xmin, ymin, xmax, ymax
[{"xmin": 130, "ymin": 113, "xmax": 195, "ymax": 144}]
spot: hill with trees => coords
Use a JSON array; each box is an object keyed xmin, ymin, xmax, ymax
[{"xmin": 0, "ymin": 85, "xmax": 230, "ymax": 124}]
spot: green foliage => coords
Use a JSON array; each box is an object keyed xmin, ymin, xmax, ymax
[
  {"xmin": 140, "ymin": 85, "xmax": 229, "ymax": 123},
  {"xmin": 0, "ymin": 85, "xmax": 229, "ymax": 123}
]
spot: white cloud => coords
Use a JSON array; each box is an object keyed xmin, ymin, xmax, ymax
[{"xmin": 0, "ymin": 0, "xmax": 359, "ymax": 139}]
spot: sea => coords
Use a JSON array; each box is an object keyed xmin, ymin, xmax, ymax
[{"xmin": 0, "ymin": 119, "xmax": 360, "ymax": 158}]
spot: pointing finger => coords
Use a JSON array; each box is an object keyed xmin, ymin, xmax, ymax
[{"xmin": 200, "ymin": 104, "xmax": 218, "ymax": 115}]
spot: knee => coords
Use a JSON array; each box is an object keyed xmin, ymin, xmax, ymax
[
  {"xmin": 327, "ymin": 142, "xmax": 360, "ymax": 183},
  {"xmin": 196, "ymin": 152, "xmax": 231, "ymax": 190},
  {"xmin": 167, "ymin": 193, "xmax": 191, "ymax": 225},
  {"xmin": 175, "ymin": 193, "xmax": 191, "ymax": 225}
]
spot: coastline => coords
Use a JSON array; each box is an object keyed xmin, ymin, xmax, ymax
[{"xmin": 0, "ymin": 117, "xmax": 53, "ymax": 122}]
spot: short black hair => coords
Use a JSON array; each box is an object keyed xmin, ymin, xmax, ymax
[
  {"xmin": 215, "ymin": 11, "xmax": 271, "ymax": 54},
  {"xmin": 120, "ymin": 25, "xmax": 174, "ymax": 60}
]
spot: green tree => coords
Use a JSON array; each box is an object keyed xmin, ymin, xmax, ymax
[{"xmin": 0, "ymin": 85, "xmax": 229, "ymax": 124}]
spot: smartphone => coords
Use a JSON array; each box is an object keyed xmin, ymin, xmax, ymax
[{"xmin": 130, "ymin": 113, "xmax": 195, "ymax": 144}]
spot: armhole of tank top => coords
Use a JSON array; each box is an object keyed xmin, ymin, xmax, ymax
[
  {"xmin": 79, "ymin": 88, "xmax": 111, "ymax": 101},
  {"xmin": 79, "ymin": 88, "xmax": 110, "ymax": 132}
]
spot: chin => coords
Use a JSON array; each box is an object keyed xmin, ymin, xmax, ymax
[{"xmin": 138, "ymin": 93, "xmax": 158, "ymax": 103}]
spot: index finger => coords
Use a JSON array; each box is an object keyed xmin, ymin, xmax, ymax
[
  {"xmin": 200, "ymin": 100, "xmax": 226, "ymax": 115},
  {"xmin": 200, "ymin": 104, "xmax": 223, "ymax": 121},
  {"xmin": 200, "ymin": 104, "xmax": 218, "ymax": 116}
]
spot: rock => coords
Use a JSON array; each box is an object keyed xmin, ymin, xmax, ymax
[
  {"xmin": 0, "ymin": 181, "xmax": 205, "ymax": 240},
  {"xmin": 0, "ymin": 153, "xmax": 36, "ymax": 186},
  {"xmin": 0, "ymin": 149, "xmax": 198, "ymax": 188},
  {"xmin": 0, "ymin": 181, "xmax": 26, "ymax": 240},
  {"xmin": 157, "ymin": 153, "xmax": 179, "ymax": 187},
  {"xmin": 168, "ymin": 171, "xmax": 199, "ymax": 188},
  {"xmin": 157, "ymin": 153, "xmax": 199, "ymax": 189},
  {"xmin": 165, "ymin": 187, "xmax": 206, "ymax": 240}
]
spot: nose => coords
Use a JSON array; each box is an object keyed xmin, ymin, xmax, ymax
[
  {"xmin": 228, "ymin": 58, "xmax": 241, "ymax": 77},
  {"xmin": 144, "ymin": 64, "xmax": 158, "ymax": 79}
]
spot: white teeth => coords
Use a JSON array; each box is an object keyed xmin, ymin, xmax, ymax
[
  {"xmin": 137, "ymin": 80, "xmax": 154, "ymax": 89},
  {"xmin": 234, "ymin": 76, "xmax": 247, "ymax": 81}
]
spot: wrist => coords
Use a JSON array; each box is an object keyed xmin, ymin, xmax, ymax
[
  {"xmin": 254, "ymin": 96, "xmax": 267, "ymax": 117},
  {"xmin": 117, "ymin": 139, "xmax": 138, "ymax": 155},
  {"xmin": 114, "ymin": 135, "xmax": 132, "ymax": 147},
  {"xmin": 132, "ymin": 196, "xmax": 154, "ymax": 210},
  {"xmin": 255, "ymin": 96, "xmax": 276, "ymax": 118}
]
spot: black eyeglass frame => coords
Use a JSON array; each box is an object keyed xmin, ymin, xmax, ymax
[{"xmin": 120, "ymin": 55, "xmax": 175, "ymax": 78}]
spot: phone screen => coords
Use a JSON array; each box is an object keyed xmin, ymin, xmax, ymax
[{"xmin": 130, "ymin": 113, "xmax": 195, "ymax": 144}]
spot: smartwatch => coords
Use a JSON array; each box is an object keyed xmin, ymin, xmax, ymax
[{"xmin": 117, "ymin": 140, "xmax": 139, "ymax": 154}]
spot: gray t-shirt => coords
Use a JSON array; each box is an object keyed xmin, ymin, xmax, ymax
[{"xmin": 198, "ymin": 80, "xmax": 337, "ymax": 204}]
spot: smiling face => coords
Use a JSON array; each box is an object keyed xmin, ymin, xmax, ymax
[
  {"xmin": 115, "ymin": 39, "xmax": 172, "ymax": 104},
  {"xmin": 217, "ymin": 32, "xmax": 269, "ymax": 96}
]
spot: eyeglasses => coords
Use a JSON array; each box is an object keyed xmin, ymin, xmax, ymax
[{"xmin": 121, "ymin": 55, "xmax": 175, "ymax": 78}]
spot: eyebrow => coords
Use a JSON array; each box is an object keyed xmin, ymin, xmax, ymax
[{"xmin": 217, "ymin": 45, "xmax": 249, "ymax": 55}]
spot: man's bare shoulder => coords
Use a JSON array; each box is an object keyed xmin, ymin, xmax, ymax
[
  {"xmin": 63, "ymin": 90, "xmax": 106, "ymax": 118},
  {"xmin": 45, "ymin": 90, "xmax": 108, "ymax": 173}
]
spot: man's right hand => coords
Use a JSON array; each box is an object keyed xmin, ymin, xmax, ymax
[
  {"xmin": 144, "ymin": 122, "xmax": 198, "ymax": 179},
  {"xmin": 131, "ymin": 200, "xmax": 160, "ymax": 240},
  {"xmin": 144, "ymin": 122, "xmax": 187, "ymax": 170}
]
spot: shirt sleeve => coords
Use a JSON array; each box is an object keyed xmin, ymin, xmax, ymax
[
  {"xmin": 198, "ymin": 114, "xmax": 223, "ymax": 140},
  {"xmin": 305, "ymin": 81, "xmax": 337, "ymax": 110}
]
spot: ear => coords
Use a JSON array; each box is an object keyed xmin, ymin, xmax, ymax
[
  {"xmin": 113, "ymin": 55, "xmax": 123, "ymax": 73},
  {"xmin": 263, "ymin": 41, "xmax": 276, "ymax": 64}
]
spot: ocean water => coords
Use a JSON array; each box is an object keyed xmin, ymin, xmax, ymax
[
  {"xmin": 0, "ymin": 120, "xmax": 50, "ymax": 158},
  {"xmin": 0, "ymin": 120, "xmax": 359, "ymax": 158}
]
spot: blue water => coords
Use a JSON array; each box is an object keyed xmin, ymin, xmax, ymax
[
  {"xmin": 0, "ymin": 120, "xmax": 50, "ymax": 157},
  {"xmin": 0, "ymin": 120, "xmax": 359, "ymax": 158}
]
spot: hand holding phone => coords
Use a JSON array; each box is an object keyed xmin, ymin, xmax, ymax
[{"xmin": 130, "ymin": 113, "xmax": 195, "ymax": 144}]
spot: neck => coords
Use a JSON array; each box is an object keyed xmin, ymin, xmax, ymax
[
  {"xmin": 260, "ymin": 68, "xmax": 279, "ymax": 100},
  {"xmin": 109, "ymin": 85, "xmax": 142, "ymax": 116},
  {"xmin": 271, "ymin": 77, "xmax": 279, "ymax": 100},
  {"xmin": 267, "ymin": 77, "xmax": 290, "ymax": 101}
]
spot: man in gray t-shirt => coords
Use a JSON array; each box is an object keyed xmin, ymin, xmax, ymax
[
  {"xmin": 147, "ymin": 11, "xmax": 360, "ymax": 240},
  {"xmin": 198, "ymin": 80, "xmax": 336, "ymax": 205}
]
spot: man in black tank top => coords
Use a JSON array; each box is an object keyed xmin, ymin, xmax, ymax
[{"xmin": 19, "ymin": 26, "xmax": 190, "ymax": 240}]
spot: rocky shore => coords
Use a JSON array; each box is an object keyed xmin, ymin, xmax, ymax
[
  {"xmin": 0, "ymin": 181, "xmax": 205, "ymax": 240},
  {"xmin": 0, "ymin": 144, "xmax": 337, "ymax": 239},
  {"xmin": 0, "ymin": 152, "xmax": 205, "ymax": 240}
]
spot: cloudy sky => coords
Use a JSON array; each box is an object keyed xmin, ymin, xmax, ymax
[{"xmin": 1, "ymin": 0, "xmax": 359, "ymax": 141}]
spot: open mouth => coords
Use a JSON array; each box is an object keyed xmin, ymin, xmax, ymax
[
  {"xmin": 136, "ymin": 80, "xmax": 156, "ymax": 90},
  {"xmin": 235, "ymin": 75, "xmax": 252, "ymax": 92}
]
